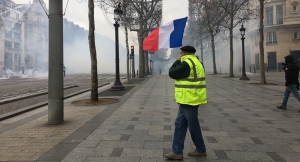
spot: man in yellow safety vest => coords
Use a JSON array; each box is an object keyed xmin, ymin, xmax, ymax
[{"xmin": 164, "ymin": 45, "xmax": 207, "ymax": 160}]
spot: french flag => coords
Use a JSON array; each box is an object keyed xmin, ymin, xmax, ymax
[{"xmin": 143, "ymin": 17, "xmax": 188, "ymax": 52}]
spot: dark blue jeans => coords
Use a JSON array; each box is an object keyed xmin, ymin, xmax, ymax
[
  {"xmin": 172, "ymin": 104, "xmax": 206, "ymax": 154},
  {"xmin": 281, "ymin": 84, "xmax": 300, "ymax": 108}
]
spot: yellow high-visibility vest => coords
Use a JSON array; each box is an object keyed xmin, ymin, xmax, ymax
[{"xmin": 174, "ymin": 54, "xmax": 207, "ymax": 105}]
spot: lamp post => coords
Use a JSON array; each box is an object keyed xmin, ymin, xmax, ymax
[
  {"xmin": 111, "ymin": 3, "xmax": 125, "ymax": 91},
  {"xmin": 239, "ymin": 24, "xmax": 249, "ymax": 80}
]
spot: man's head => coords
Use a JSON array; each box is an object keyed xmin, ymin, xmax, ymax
[
  {"xmin": 180, "ymin": 45, "xmax": 196, "ymax": 54},
  {"xmin": 284, "ymin": 55, "xmax": 294, "ymax": 64}
]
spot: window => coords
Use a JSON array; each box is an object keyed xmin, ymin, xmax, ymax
[
  {"xmin": 38, "ymin": 34, "xmax": 42, "ymax": 40},
  {"xmin": 267, "ymin": 32, "xmax": 277, "ymax": 44},
  {"xmin": 293, "ymin": 5, "xmax": 297, "ymax": 12},
  {"xmin": 14, "ymin": 32, "xmax": 21, "ymax": 40},
  {"xmin": 16, "ymin": 13, "xmax": 19, "ymax": 20},
  {"xmin": 294, "ymin": 32, "xmax": 298, "ymax": 39},
  {"xmin": 14, "ymin": 42, "xmax": 20, "ymax": 49},
  {"xmin": 266, "ymin": 6, "xmax": 273, "ymax": 26},
  {"xmin": 5, "ymin": 41, "xmax": 12, "ymax": 48},
  {"xmin": 291, "ymin": 2, "xmax": 299, "ymax": 13},
  {"xmin": 5, "ymin": 31, "xmax": 12, "ymax": 38},
  {"xmin": 14, "ymin": 23, "xmax": 21, "ymax": 30},
  {"xmin": 276, "ymin": 5, "xmax": 283, "ymax": 24}
]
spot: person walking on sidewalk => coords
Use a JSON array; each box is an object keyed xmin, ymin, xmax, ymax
[
  {"xmin": 277, "ymin": 55, "xmax": 300, "ymax": 113},
  {"xmin": 163, "ymin": 45, "xmax": 207, "ymax": 160}
]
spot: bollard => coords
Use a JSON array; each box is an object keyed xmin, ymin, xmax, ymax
[
  {"xmin": 137, "ymin": 70, "xmax": 138, "ymax": 76},
  {"xmin": 159, "ymin": 69, "xmax": 161, "ymax": 74},
  {"xmin": 239, "ymin": 67, "xmax": 241, "ymax": 72},
  {"xmin": 254, "ymin": 67, "xmax": 256, "ymax": 73},
  {"xmin": 250, "ymin": 66, "xmax": 251, "ymax": 72},
  {"xmin": 266, "ymin": 66, "xmax": 269, "ymax": 73},
  {"xmin": 220, "ymin": 67, "xmax": 221, "ymax": 72}
]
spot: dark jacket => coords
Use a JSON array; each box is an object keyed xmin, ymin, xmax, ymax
[
  {"xmin": 284, "ymin": 63, "xmax": 300, "ymax": 90},
  {"xmin": 169, "ymin": 60, "xmax": 190, "ymax": 79}
]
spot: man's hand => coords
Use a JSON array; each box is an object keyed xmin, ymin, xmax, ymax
[
  {"xmin": 285, "ymin": 86, "xmax": 289, "ymax": 90},
  {"xmin": 177, "ymin": 54, "xmax": 183, "ymax": 60}
]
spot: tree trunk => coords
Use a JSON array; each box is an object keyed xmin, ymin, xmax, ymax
[
  {"xmin": 138, "ymin": 31, "xmax": 144, "ymax": 78},
  {"xmin": 259, "ymin": 0, "xmax": 266, "ymax": 84},
  {"xmin": 200, "ymin": 38, "xmax": 204, "ymax": 63},
  {"xmin": 88, "ymin": 0, "xmax": 98, "ymax": 101},
  {"xmin": 229, "ymin": 9, "xmax": 234, "ymax": 77},
  {"xmin": 211, "ymin": 31, "xmax": 217, "ymax": 74},
  {"xmin": 145, "ymin": 51, "xmax": 149, "ymax": 75},
  {"xmin": 125, "ymin": 26, "xmax": 130, "ymax": 83}
]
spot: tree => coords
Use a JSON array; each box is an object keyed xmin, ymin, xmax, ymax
[
  {"xmin": 88, "ymin": 0, "xmax": 98, "ymax": 101},
  {"xmin": 196, "ymin": 0, "xmax": 228, "ymax": 74},
  {"xmin": 218, "ymin": 0, "xmax": 251, "ymax": 77},
  {"xmin": 259, "ymin": 0, "xmax": 266, "ymax": 84},
  {"xmin": 97, "ymin": 0, "xmax": 162, "ymax": 78}
]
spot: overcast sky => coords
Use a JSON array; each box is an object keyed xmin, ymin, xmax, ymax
[{"xmin": 14, "ymin": 0, "xmax": 188, "ymax": 47}]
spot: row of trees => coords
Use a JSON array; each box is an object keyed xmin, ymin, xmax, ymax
[
  {"xmin": 86, "ymin": 0, "xmax": 268, "ymax": 101},
  {"xmin": 87, "ymin": 0, "xmax": 162, "ymax": 101},
  {"xmin": 179, "ymin": 0, "xmax": 267, "ymax": 84}
]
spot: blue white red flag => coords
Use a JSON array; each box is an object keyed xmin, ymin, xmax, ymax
[{"xmin": 143, "ymin": 17, "xmax": 188, "ymax": 52}]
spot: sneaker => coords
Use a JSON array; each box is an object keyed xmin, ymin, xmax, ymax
[
  {"xmin": 277, "ymin": 106, "xmax": 287, "ymax": 110},
  {"xmin": 163, "ymin": 152, "xmax": 183, "ymax": 160},
  {"xmin": 188, "ymin": 149, "xmax": 207, "ymax": 157}
]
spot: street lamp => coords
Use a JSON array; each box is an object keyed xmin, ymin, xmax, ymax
[
  {"xmin": 239, "ymin": 24, "xmax": 249, "ymax": 80},
  {"xmin": 111, "ymin": 3, "xmax": 125, "ymax": 91}
]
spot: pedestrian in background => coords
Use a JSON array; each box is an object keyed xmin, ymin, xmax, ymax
[
  {"xmin": 277, "ymin": 55, "xmax": 300, "ymax": 113},
  {"xmin": 63, "ymin": 66, "xmax": 66, "ymax": 77},
  {"xmin": 21, "ymin": 67, "xmax": 25, "ymax": 75},
  {"xmin": 163, "ymin": 45, "xmax": 207, "ymax": 160}
]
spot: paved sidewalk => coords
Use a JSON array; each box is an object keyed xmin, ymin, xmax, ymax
[{"xmin": 0, "ymin": 71, "xmax": 300, "ymax": 162}]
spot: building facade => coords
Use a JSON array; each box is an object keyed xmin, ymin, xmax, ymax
[
  {"xmin": 0, "ymin": 0, "xmax": 24, "ymax": 71},
  {"xmin": 0, "ymin": 0, "xmax": 87, "ymax": 72},
  {"xmin": 247, "ymin": 0, "xmax": 300, "ymax": 70}
]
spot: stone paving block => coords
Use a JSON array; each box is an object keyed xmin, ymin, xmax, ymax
[
  {"xmin": 134, "ymin": 125, "xmax": 164, "ymax": 131},
  {"xmin": 84, "ymin": 156, "xmax": 141, "ymax": 162},
  {"xmin": 108, "ymin": 129, "xmax": 148, "ymax": 135},
  {"xmin": 148, "ymin": 129, "xmax": 173, "ymax": 136},
  {"xmin": 144, "ymin": 141, "xmax": 171, "ymax": 149},
  {"xmin": 277, "ymin": 152, "xmax": 300, "ymax": 162},
  {"xmin": 97, "ymin": 141, "xmax": 144, "ymax": 148},
  {"xmin": 206, "ymin": 143, "xmax": 242, "ymax": 151},
  {"xmin": 89, "ymin": 128, "xmax": 110, "ymax": 134},
  {"xmin": 115, "ymin": 120, "xmax": 151, "ymax": 125},
  {"xmin": 215, "ymin": 137, "xmax": 254, "ymax": 144},
  {"xmin": 259, "ymin": 138, "xmax": 296, "ymax": 145},
  {"xmin": 86, "ymin": 134, "xmax": 122, "ymax": 141},
  {"xmin": 77, "ymin": 140, "xmax": 99, "ymax": 148},
  {"xmin": 226, "ymin": 151, "xmax": 274, "ymax": 161},
  {"xmin": 121, "ymin": 148, "xmax": 162, "ymax": 157},
  {"xmin": 238, "ymin": 143, "xmax": 295, "ymax": 153},
  {"xmin": 269, "ymin": 132, "xmax": 300, "ymax": 139},
  {"xmin": 129, "ymin": 134, "xmax": 164, "ymax": 142},
  {"xmin": 110, "ymin": 148, "xmax": 123, "ymax": 157},
  {"xmin": 266, "ymin": 152, "xmax": 285, "ymax": 161},
  {"xmin": 202, "ymin": 131, "xmax": 231, "ymax": 137},
  {"xmin": 288, "ymin": 144, "xmax": 300, "ymax": 153},
  {"xmin": 97, "ymin": 124, "xmax": 128, "ymax": 130}
]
